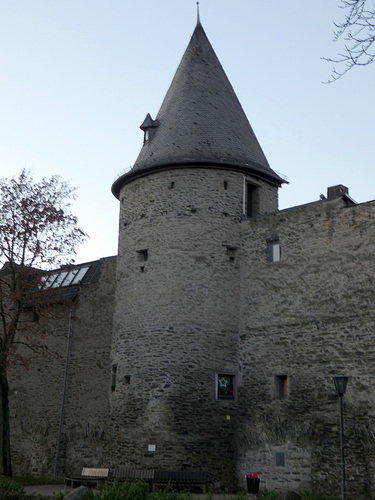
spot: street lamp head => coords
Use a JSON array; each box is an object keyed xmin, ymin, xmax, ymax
[{"xmin": 333, "ymin": 373, "xmax": 349, "ymax": 396}]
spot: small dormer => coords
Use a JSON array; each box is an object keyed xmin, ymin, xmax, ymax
[{"xmin": 140, "ymin": 113, "xmax": 160, "ymax": 144}]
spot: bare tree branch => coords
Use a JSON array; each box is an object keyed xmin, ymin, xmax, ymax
[
  {"xmin": 324, "ymin": 0, "xmax": 375, "ymax": 81},
  {"xmin": 0, "ymin": 168, "xmax": 88, "ymax": 475}
]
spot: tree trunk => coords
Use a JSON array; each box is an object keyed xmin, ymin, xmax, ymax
[{"xmin": 0, "ymin": 371, "xmax": 12, "ymax": 476}]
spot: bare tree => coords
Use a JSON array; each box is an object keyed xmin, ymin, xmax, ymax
[
  {"xmin": 0, "ymin": 169, "xmax": 88, "ymax": 476},
  {"xmin": 325, "ymin": 0, "xmax": 375, "ymax": 81}
]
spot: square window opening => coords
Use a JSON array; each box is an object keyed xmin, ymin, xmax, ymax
[
  {"xmin": 137, "ymin": 249, "xmax": 148, "ymax": 262},
  {"xmin": 20, "ymin": 309, "xmax": 39, "ymax": 323},
  {"xmin": 275, "ymin": 451, "xmax": 286, "ymax": 467},
  {"xmin": 217, "ymin": 374, "xmax": 235, "ymax": 400}
]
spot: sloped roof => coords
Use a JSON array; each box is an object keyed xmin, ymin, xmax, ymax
[
  {"xmin": 112, "ymin": 22, "xmax": 283, "ymax": 198},
  {"xmin": 21, "ymin": 261, "xmax": 101, "ymax": 308}
]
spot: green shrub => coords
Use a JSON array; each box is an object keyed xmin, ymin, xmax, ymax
[
  {"xmin": 177, "ymin": 491, "xmax": 192, "ymax": 500},
  {"xmin": 128, "ymin": 480, "xmax": 150, "ymax": 500},
  {"xmin": 259, "ymin": 492, "xmax": 278, "ymax": 500},
  {"xmin": 0, "ymin": 478, "xmax": 25, "ymax": 500},
  {"xmin": 95, "ymin": 480, "xmax": 150, "ymax": 500},
  {"xmin": 150, "ymin": 490, "xmax": 179, "ymax": 500},
  {"xmin": 231, "ymin": 491, "xmax": 247, "ymax": 500}
]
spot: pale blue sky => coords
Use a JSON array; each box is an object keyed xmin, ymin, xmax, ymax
[{"xmin": 1, "ymin": 1, "xmax": 374, "ymax": 264}]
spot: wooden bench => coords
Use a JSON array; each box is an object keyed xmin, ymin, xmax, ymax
[
  {"xmin": 152, "ymin": 470, "xmax": 208, "ymax": 493},
  {"xmin": 106, "ymin": 468, "xmax": 155, "ymax": 485},
  {"xmin": 65, "ymin": 467, "xmax": 110, "ymax": 488}
]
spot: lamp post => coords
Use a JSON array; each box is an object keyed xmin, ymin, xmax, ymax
[{"xmin": 333, "ymin": 373, "xmax": 349, "ymax": 500}]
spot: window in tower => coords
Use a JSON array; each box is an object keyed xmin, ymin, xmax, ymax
[
  {"xmin": 275, "ymin": 375, "xmax": 287, "ymax": 398},
  {"xmin": 268, "ymin": 239, "xmax": 280, "ymax": 263},
  {"xmin": 246, "ymin": 183, "xmax": 259, "ymax": 217},
  {"xmin": 216, "ymin": 374, "xmax": 235, "ymax": 400},
  {"xmin": 224, "ymin": 180, "xmax": 228, "ymax": 190},
  {"xmin": 137, "ymin": 249, "xmax": 148, "ymax": 262},
  {"xmin": 225, "ymin": 245, "xmax": 236, "ymax": 262},
  {"xmin": 111, "ymin": 364, "xmax": 118, "ymax": 391}
]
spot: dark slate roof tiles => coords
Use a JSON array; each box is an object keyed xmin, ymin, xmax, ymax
[{"xmin": 112, "ymin": 22, "xmax": 283, "ymax": 198}]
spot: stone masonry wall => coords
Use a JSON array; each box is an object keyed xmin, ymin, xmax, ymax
[
  {"xmin": 62, "ymin": 256, "xmax": 117, "ymax": 475},
  {"xmin": 237, "ymin": 198, "xmax": 375, "ymax": 497},
  {"xmin": 110, "ymin": 167, "xmax": 278, "ymax": 490},
  {"xmin": 9, "ymin": 256, "xmax": 117, "ymax": 477}
]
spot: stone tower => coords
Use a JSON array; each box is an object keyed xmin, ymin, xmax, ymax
[{"xmin": 110, "ymin": 20, "xmax": 284, "ymax": 487}]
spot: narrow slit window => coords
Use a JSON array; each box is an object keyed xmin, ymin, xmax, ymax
[
  {"xmin": 275, "ymin": 375, "xmax": 287, "ymax": 398},
  {"xmin": 268, "ymin": 240, "xmax": 280, "ymax": 263},
  {"xmin": 246, "ymin": 183, "xmax": 259, "ymax": 217},
  {"xmin": 111, "ymin": 365, "xmax": 118, "ymax": 391},
  {"xmin": 224, "ymin": 180, "xmax": 228, "ymax": 190},
  {"xmin": 226, "ymin": 247, "xmax": 236, "ymax": 262}
]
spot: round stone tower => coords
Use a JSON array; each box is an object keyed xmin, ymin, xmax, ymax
[{"xmin": 110, "ymin": 20, "xmax": 284, "ymax": 488}]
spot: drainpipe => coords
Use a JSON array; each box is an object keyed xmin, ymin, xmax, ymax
[{"xmin": 54, "ymin": 306, "xmax": 74, "ymax": 479}]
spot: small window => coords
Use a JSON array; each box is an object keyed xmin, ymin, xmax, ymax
[
  {"xmin": 268, "ymin": 240, "xmax": 280, "ymax": 263},
  {"xmin": 137, "ymin": 249, "xmax": 148, "ymax": 262},
  {"xmin": 217, "ymin": 374, "xmax": 235, "ymax": 400},
  {"xmin": 247, "ymin": 183, "xmax": 259, "ymax": 217},
  {"xmin": 226, "ymin": 247, "xmax": 236, "ymax": 262},
  {"xmin": 111, "ymin": 365, "xmax": 117, "ymax": 391},
  {"xmin": 275, "ymin": 451, "xmax": 286, "ymax": 467},
  {"xmin": 275, "ymin": 375, "xmax": 287, "ymax": 398},
  {"xmin": 20, "ymin": 309, "xmax": 39, "ymax": 323},
  {"xmin": 224, "ymin": 180, "xmax": 228, "ymax": 190}
]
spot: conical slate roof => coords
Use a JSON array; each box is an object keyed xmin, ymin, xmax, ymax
[{"xmin": 112, "ymin": 21, "xmax": 283, "ymax": 198}]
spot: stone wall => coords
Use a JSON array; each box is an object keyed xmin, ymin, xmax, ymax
[
  {"xmin": 7, "ymin": 170, "xmax": 375, "ymax": 498},
  {"xmin": 9, "ymin": 256, "xmax": 117, "ymax": 476},
  {"xmin": 237, "ymin": 197, "xmax": 375, "ymax": 497}
]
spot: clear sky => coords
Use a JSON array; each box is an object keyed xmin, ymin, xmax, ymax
[{"xmin": 1, "ymin": 1, "xmax": 374, "ymax": 264}]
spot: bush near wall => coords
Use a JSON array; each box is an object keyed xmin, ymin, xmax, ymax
[{"xmin": 0, "ymin": 478, "xmax": 25, "ymax": 500}]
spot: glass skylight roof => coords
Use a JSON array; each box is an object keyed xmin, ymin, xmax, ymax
[{"xmin": 41, "ymin": 265, "xmax": 92, "ymax": 289}]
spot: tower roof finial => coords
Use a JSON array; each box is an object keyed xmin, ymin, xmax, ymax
[{"xmin": 196, "ymin": 2, "xmax": 201, "ymax": 25}]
